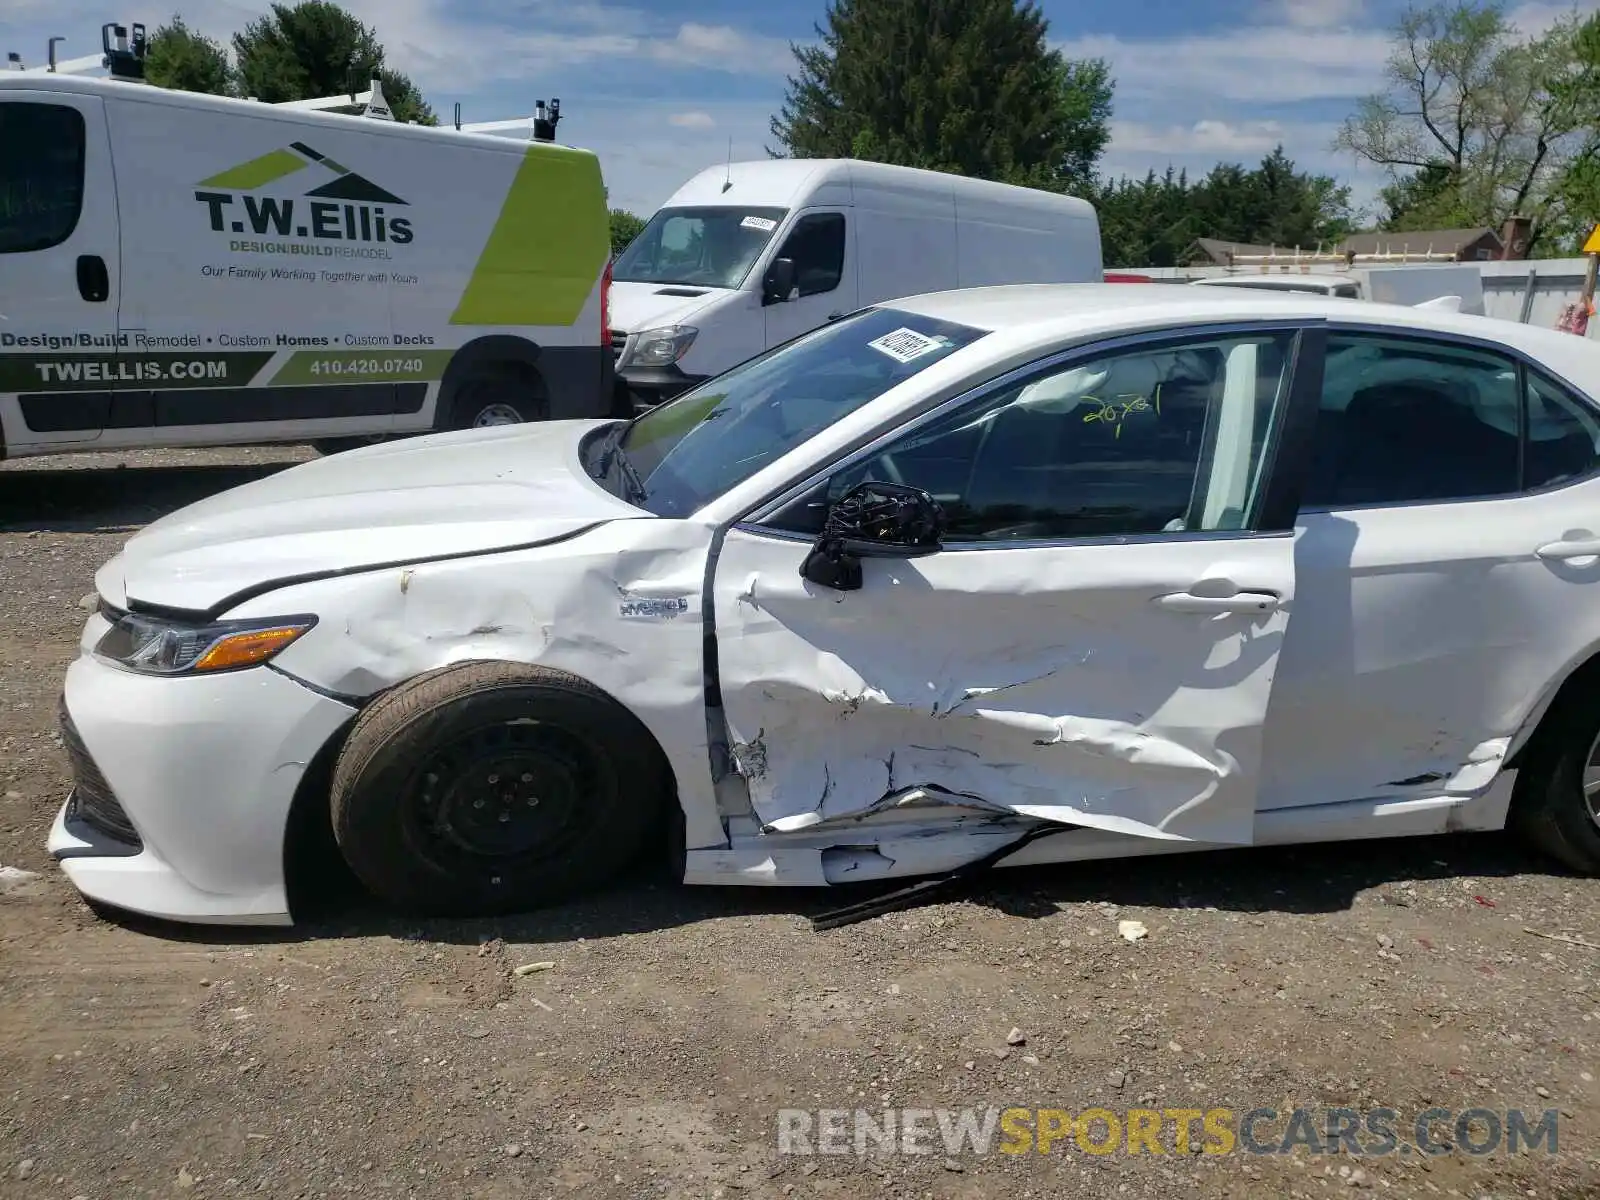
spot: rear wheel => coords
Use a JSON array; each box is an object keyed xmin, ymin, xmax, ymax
[
  {"xmin": 329, "ymin": 661, "xmax": 669, "ymax": 916},
  {"xmin": 446, "ymin": 365, "xmax": 547, "ymax": 430},
  {"xmin": 1510, "ymin": 684, "xmax": 1600, "ymax": 873}
]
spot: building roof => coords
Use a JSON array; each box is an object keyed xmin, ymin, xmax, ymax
[{"xmin": 1340, "ymin": 228, "xmax": 1501, "ymax": 256}]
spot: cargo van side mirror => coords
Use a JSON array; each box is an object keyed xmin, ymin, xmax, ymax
[{"xmin": 762, "ymin": 258, "xmax": 797, "ymax": 306}]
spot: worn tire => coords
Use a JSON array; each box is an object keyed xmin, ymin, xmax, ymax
[
  {"xmin": 1509, "ymin": 684, "xmax": 1600, "ymax": 874},
  {"xmin": 446, "ymin": 365, "xmax": 547, "ymax": 430},
  {"xmin": 329, "ymin": 661, "xmax": 669, "ymax": 916}
]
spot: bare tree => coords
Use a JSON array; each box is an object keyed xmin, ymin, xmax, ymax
[{"xmin": 1335, "ymin": 2, "xmax": 1581, "ymax": 250}]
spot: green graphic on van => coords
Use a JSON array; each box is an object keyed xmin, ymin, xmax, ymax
[{"xmin": 195, "ymin": 141, "xmax": 413, "ymax": 247}]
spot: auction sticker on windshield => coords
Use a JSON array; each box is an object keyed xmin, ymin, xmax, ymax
[
  {"xmin": 868, "ymin": 327, "xmax": 948, "ymax": 364},
  {"xmin": 741, "ymin": 216, "xmax": 778, "ymax": 232}
]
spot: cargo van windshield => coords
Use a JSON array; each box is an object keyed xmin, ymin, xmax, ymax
[{"xmin": 613, "ymin": 206, "xmax": 788, "ymax": 290}]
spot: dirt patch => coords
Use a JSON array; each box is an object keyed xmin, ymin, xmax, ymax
[{"xmin": 2, "ymin": 447, "xmax": 1599, "ymax": 1198}]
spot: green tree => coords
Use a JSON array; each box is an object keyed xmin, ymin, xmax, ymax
[
  {"xmin": 1548, "ymin": 12, "xmax": 1600, "ymax": 252},
  {"xmin": 144, "ymin": 14, "xmax": 232, "ymax": 95},
  {"xmin": 770, "ymin": 0, "xmax": 1113, "ymax": 194},
  {"xmin": 609, "ymin": 209, "xmax": 647, "ymax": 256},
  {"xmin": 1094, "ymin": 168, "xmax": 1198, "ymax": 268},
  {"xmin": 1096, "ymin": 149, "xmax": 1353, "ymax": 268},
  {"xmin": 1334, "ymin": 1, "xmax": 1582, "ymax": 254},
  {"xmin": 232, "ymin": 1, "xmax": 435, "ymax": 125}
]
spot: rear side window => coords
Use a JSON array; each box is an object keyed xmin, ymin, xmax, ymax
[
  {"xmin": 0, "ymin": 102, "xmax": 86, "ymax": 253},
  {"xmin": 1304, "ymin": 333, "xmax": 1521, "ymax": 507},
  {"xmin": 1525, "ymin": 369, "xmax": 1600, "ymax": 490}
]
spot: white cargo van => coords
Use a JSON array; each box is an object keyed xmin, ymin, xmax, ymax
[
  {"xmin": 0, "ymin": 66, "xmax": 616, "ymax": 460},
  {"xmin": 608, "ymin": 158, "xmax": 1101, "ymax": 406}
]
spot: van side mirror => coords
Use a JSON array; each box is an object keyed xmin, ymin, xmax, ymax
[
  {"xmin": 799, "ymin": 481, "xmax": 945, "ymax": 591},
  {"xmin": 762, "ymin": 257, "xmax": 797, "ymax": 306}
]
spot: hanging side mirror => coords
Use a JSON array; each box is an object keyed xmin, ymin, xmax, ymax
[
  {"xmin": 799, "ymin": 481, "xmax": 946, "ymax": 591},
  {"xmin": 762, "ymin": 257, "xmax": 797, "ymax": 306}
]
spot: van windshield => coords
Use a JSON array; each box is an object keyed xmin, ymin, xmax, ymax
[
  {"xmin": 612, "ymin": 205, "xmax": 788, "ymax": 290},
  {"xmin": 594, "ymin": 307, "xmax": 989, "ymax": 517}
]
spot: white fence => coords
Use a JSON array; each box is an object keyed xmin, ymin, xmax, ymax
[{"xmin": 1108, "ymin": 258, "xmax": 1599, "ymax": 339}]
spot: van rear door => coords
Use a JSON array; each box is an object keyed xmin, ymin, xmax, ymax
[{"xmin": 0, "ymin": 91, "xmax": 119, "ymax": 452}]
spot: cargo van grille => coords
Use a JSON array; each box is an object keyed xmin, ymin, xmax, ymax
[{"xmin": 609, "ymin": 330, "xmax": 628, "ymax": 362}]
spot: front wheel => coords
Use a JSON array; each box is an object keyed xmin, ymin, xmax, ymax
[
  {"xmin": 1510, "ymin": 685, "xmax": 1600, "ymax": 873},
  {"xmin": 329, "ymin": 662, "xmax": 669, "ymax": 916},
  {"xmin": 446, "ymin": 366, "xmax": 547, "ymax": 430}
]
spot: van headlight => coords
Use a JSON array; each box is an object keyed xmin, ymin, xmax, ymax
[
  {"xmin": 623, "ymin": 325, "xmax": 698, "ymax": 369},
  {"xmin": 94, "ymin": 605, "xmax": 316, "ymax": 676}
]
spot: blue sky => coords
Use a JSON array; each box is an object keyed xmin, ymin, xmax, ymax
[{"xmin": 9, "ymin": 0, "xmax": 1597, "ymax": 217}]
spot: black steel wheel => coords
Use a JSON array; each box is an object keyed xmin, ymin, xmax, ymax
[
  {"xmin": 330, "ymin": 661, "xmax": 669, "ymax": 915},
  {"xmin": 1510, "ymin": 675, "xmax": 1600, "ymax": 874}
]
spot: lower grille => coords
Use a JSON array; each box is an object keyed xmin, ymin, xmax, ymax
[{"xmin": 58, "ymin": 696, "xmax": 141, "ymax": 848}]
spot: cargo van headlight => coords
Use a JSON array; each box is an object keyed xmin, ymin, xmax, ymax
[
  {"xmin": 94, "ymin": 607, "xmax": 316, "ymax": 676},
  {"xmin": 625, "ymin": 325, "xmax": 698, "ymax": 369}
]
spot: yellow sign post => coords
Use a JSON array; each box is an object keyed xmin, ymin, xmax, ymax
[{"xmin": 1584, "ymin": 224, "xmax": 1600, "ymax": 255}]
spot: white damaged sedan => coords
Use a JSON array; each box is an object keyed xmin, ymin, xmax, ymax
[{"xmin": 50, "ymin": 284, "xmax": 1600, "ymax": 925}]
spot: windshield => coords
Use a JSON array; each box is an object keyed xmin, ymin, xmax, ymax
[
  {"xmin": 612, "ymin": 205, "xmax": 788, "ymax": 290},
  {"xmin": 607, "ymin": 307, "xmax": 990, "ymax": 517}
]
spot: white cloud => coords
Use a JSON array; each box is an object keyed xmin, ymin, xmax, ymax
[
  {"xmin": 579, "ymin": 100, "xmax": 776, "ymax": 215},
  {"xmin": 1112, "ymin": 118, "xmax": 1307, "ymax": 157},
  {"xmin": 668, "ymin": 110, "xmax": 717, "ymax": 129},
  {"xmin": 648, "ymin": 22, "xmax": 793, "ymax": 74},
  {"xmin": 1268, "ymin": 0, "xmax": 1367, "ymax": 28},
  {"xmin": 1057, "ymin": 27, "xmax": 1390, "ymax": 105}
]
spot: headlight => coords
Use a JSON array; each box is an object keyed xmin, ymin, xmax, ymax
[
  {"xmin": 623, "ymin": 325, "xmax": 698, "ymax": 369},
  {"xmin": 93, "ymin": 605, "xmax": 316, "ymax": 676}
]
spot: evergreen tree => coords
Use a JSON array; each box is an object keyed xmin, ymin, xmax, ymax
[
  {"xmin": 144, "ymin": 14, "xmax": 232, "ymax": 96},
  {"xmin": 771, "ymin": 0, "xmax": 1112, "ymax": 194},
  {"xmin": 233, "ymin": 1, "xmax": 435, "ymax": 125}
]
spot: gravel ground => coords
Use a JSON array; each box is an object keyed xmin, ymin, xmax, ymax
[{"xmin": 3, "ymin": 446, "xmax": 1600, "ymax": 1200}]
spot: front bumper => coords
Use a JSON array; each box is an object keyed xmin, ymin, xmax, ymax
[
  {"xmin": 618, "ymin": 364, "xmax": 708, "ymax": 410},
  {"xmin": 48, "ymin": 653, "xmax": 356, "ymax": 926}
]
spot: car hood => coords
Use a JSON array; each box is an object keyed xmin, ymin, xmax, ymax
[
  {"xmin": 609, "ymin": 280, "xmax": 724, "ymax": 334},
  {"xmin": 98, "ymin": 420, "xmax": 646, "ymax": 614}
]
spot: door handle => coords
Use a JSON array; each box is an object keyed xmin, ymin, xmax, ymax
[
  {"xmin": 1537, "ymin": 537, "xmax": 1600, "ymax": 561},
  {"xmin": 76, "ymin": 255, "xmax": 109, "ymax": 303},
  {"xmin": 1156, "ymin": 589, "xmax": 1281, "ymax": 614}
]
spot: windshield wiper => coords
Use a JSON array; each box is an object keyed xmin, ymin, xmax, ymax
[{"xmin": 595, "ymin": 424, "xmax": 648, "ymax": 505}]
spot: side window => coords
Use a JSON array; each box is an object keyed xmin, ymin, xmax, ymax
[
  {"xmin": 776, "ymin": 213, "xmax": 845, "ymax": 297},
  {"xmin": 1302, "ymin": 334, "xmax": 1520, "ymax": 508},
  {"xmin": 0, "ymin": 103, "xmax": 86, "ymax": 254},
  {"xmin": 770, "ymin": 331, "xmax": 1295, "ymax": 541},
  {"xmin": 1526, "ymin": 370, "xmax": 1600, "ymax": 490}
]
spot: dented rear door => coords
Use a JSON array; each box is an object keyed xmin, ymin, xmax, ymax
[{"xmin": 710, "ymin": 322, "xmax": 1323, "ymax": 845}]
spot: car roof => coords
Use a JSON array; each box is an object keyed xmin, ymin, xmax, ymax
[{"xmin": 880, "ymin": 283, "xmax": 1600, "ymax": 393}]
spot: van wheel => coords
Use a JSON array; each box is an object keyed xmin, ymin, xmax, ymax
[
  {"xmin": 1510, "ymin": 686, "xmax": 1600, "ymax": 874},
  {"xmin": 329, "ymin": 661, "xmax": 669, "ymax": 916},
  {"xmin": 447, "ymin": 365, "xmax": 547, "ymax": 430}
]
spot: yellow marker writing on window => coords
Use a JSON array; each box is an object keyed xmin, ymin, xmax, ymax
[{"xmin": 1082, "ymin": 390, "xmax": 1157, "ymax": 438}]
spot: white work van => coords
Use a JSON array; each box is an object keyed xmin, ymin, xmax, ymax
[
  {"xmin": 608, "ymin": 158, "xmax": 1102, "ymax": 405},
  {"xmin": 0, "ymin": 68, "xmax": 616, "ymax": 460}
]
